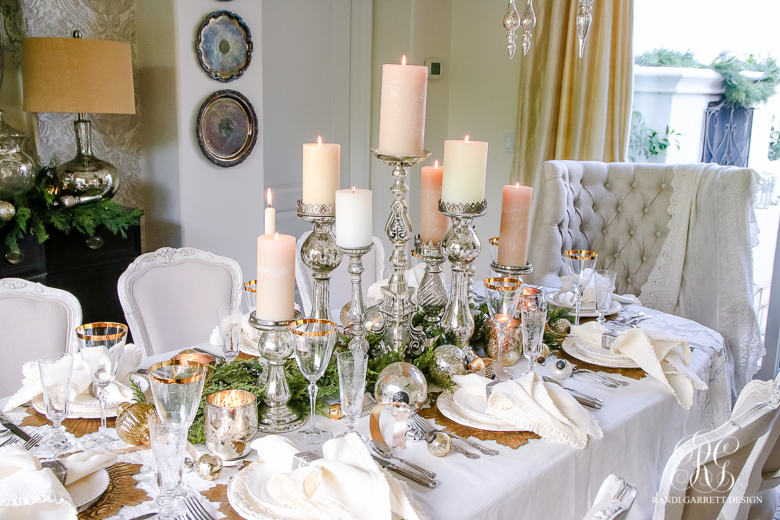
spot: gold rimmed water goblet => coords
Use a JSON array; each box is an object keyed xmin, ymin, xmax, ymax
[
  {"xmin": 290, "ymin": 318, "xmax": 338, "ymax": 444},
  {"xmin": 243, "ymin": 280, "xmax": 257, "ymax": 314},
  {"xmin": 484, "ymin": 277, "xmax": 524, "ymax": 369},
  {"xmin": 563, "ymin": 250, "xmax": 598, "ymax": 325},
  {"xmin": 76, "ymin": 322, "xmax": 128, "ymax": 448},
  {"xmin": 147, "ymin": 359, "xmax": 208, "ymax": 429}
]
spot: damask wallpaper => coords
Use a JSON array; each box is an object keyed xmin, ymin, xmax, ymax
[{"xmin": 19, "ymin": 0, "xmax": 143, "ymax": 211}]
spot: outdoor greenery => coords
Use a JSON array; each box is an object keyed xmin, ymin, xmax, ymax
[
  {"xmin": 635, "ymin": 48, "xmax": 706, "ymax": 69},
  {"xmin": 628, "ymin": 110, "xmax": 682, "ymax": 162},
  {"xmin": 770, "ymin": 120, "xmax": 780, "ymax": 162}
]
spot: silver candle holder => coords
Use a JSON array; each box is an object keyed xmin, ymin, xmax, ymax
[
  {"xmin": 249, "ymin": 310, "xmax": 304, "ymax": 433},
  {"xmin": 439, "ymin": 199, "xmax": 488, "ymax": 347},
  {"xmin": 491, "ymin": 260, "xmax": 534, "ymax": 279},
  {"xmin": 369, "ymin": 149, "xmax": 430, "ymax": 357},
  {"xmin": 298, "ymin": 200, "xmax": 342, "ymax": 321},
  {"xmin": 413, "ymin": 234, "xmax": 447, "ymax": 322},
  {"xmin": 338, "ymin": 243, "xmax": 373, "ymax": 356}
]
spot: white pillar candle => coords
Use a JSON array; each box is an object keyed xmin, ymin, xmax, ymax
[
  {"xmin": 377, "ymin": 56, "xmax": 428, "ymax": 156},
  {"xmin": 264, "ymin": 188, "xmax": 275, "ymax": 235},
  {"xmin": 497, "ymin": 183, "xmax": 533, "ymax": 267},
  {"xmin": 335, "ymin": 187, "xmax": 372, "ymax": 248},
  {"xmin": 256, "ymin": 233, "xmax": 296, "ymax": 322},
  {"xmin": 302, "ymin": 136, "xmax": 340, "ymax": 205},
  {"xmin": 441, "ymin": 136, "xmax": 488, "ymax": 204}
]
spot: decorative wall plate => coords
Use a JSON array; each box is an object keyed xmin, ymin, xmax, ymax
[
  {"xmin": 196, "ymin": 90, "xmax": 258, "ymax": 167},
  {"xmin": 196, "ymin": 11, "xmax": 252, "ymax": 82}
]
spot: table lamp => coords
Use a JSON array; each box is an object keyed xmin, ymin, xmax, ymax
[{"xmin": 22, "ymin": 31, "xmax": 135, "ymax": 206}]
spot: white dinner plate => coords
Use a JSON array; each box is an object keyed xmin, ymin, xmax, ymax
[
  {"xmin": 545, "ymin": 292, "xmax": 622, "ymax": 318},
  {"xmin": 31, "ymin": 374, "xmax": 148, "ymax": 419},
  {"xmin": 437, "ymin": 392, "xmax": 520, "ymax": 432},
  {"xmin": 561, "ymin": 337, "xmax": 640, "ymax": 369},
  {"xmin": 451, "ymin": 388, "xmax": 512, "ymax": 426},
  {"xmin": 66, "ymin": 468, "xmax": 110, "ymax": 513}
]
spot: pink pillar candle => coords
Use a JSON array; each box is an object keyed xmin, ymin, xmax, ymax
[
  {"xmin": 377, "ymin": 56, "xmax": 428, "ymax": 156},
  {"xmin": 302, "ymin": 137, "xmax": 340, "ymax": 205},
  {"xmin": 420, "ymin": 160, "xmax": 449, "ymax": 244},
  {"xmin": 256, "ymin": 233, "xmax": 296, "ymax": 321},
  {"xmin": 497, "ymin": 183, "xmax": 533, "ymax": 267}
]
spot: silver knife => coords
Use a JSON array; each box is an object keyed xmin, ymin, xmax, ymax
[
  {"xmin": 0, "ymin": 414, "xmax": 31, "ymax": 442},
  {"xmin": 129, "ymin": 513, "xmax": 158, "ymax": 520},
  {"xmin": 372, "ymin": 456, "xmax": 438, "ymax": 488}
]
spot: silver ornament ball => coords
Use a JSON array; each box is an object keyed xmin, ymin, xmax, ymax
[
  {"xmin": 429, "ymin": 344, "xmax": 467, "ymax": 384},
  {"xmin": 195, "ymin": 453, "xmax": 223, "ymax": 481},
  {"xmin": 0, "ymin": 201, "xmax": 15, "ymax": 221},
  {"xmin": 374, "ymin": 362, "xmax": 428, "ymax": 412}
]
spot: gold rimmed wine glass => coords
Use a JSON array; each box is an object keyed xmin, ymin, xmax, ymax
[
  {"xmin": 147, "ymin": 360, "xmax": 208, "ymax": 429},
  {"xmin": 290, "ymin": 318, "xmax": 338, "ymax": 444},
  {"xmin": 243, "ymin": 280, "xmax": 257, "ymax": 314},
  {"xmin": 563, "ymin": 250, "xmax": 598, "ymax": 325},
  {"xmin": 76, "ymin": 322, "xmax": 128, "ymax": 448},
  {"xmin": 484, "ymin": 277, "xmax": 524, "ymax": 369}
]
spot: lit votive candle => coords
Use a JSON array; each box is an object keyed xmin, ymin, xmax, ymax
[{"xmin": 205, "ymin": 389, "xmax": 258, "ymax": 460}]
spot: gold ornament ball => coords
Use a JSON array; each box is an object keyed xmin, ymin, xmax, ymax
[
  {"xmin": 195, "ymin": 453, "xmax": 223, "ymax": 481},
  {"xmin": 551, "ymin": 318, "xmax": 572, "ymax": 334},
  {"xmin": 536, "ymin": 343, "xmax": 551, "ymax": 363},
  {"xmin": 426, "ymin": 431, "xmax": 452, "ymax": 457},
  {"xmin": 114, "ymin": 402, "xmax": 157, "ymax": 446},
  {"xmin": 0, "ymin": 201, "xmax": 15, "ymax": 221}
]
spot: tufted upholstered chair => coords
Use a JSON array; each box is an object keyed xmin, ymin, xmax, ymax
[{"xmin": 528, "ymin": 160, "xmax": 676, "ymax": 295}]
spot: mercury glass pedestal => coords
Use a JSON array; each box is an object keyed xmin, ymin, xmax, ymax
[
  {"xmin": 413, "ymin": 234, "xmax": 447, "ymax": 323},
  {"xmin": 439, "ymin": 199, "xmax": 487, "ymax": 347},
  {"xmin": 297, "ymin": 200, "xmax": 342, "ymax": 321},
  {"xmin": 338, "ymin": 243, "xmax": 373, "ymax": 356},
  {"xmin": 249, "ymin": 311, "xmax": 304, "ymax": 433},
  {"xmin": 369, "ymin": 149, "xmax": 430, "ymax": 357}
]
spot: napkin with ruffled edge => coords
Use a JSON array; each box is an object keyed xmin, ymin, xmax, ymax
[
  {"xmin": 452, "ymin": 372, "xmax": 603, "ymax": 449},
  {"xmin": 555, "ymin": 272, "xmax": 642, "ymax": 307},
  {"xmin": 571, "ymin": 322, "xmax": 707, "ymax": 409},
  {"xmin": 3, "ymin": 344, "xmax": 143, "ymax": 413},
  {"xmin": 249, "ymin": 434, "xmax": 428, "ymax": 520}
]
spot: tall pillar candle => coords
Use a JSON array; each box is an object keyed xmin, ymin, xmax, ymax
[
  {"xmin": 335, "ymin": 188, "xmax": 372, "ymax": 248},
  {"xmin": 256, "ymin": 233, "xmax": 296, "ymax": 321},
  {"xmin": 377, "ymin": 56, "xmax": 428, "ymax": 156},
  {"xmin": 440, "ymin": 137, "xmax": 488, "ymax": 204},
  {"xmin": 264, "ymin": 188, "xmax": 275, "ymax": 235},
  {"xmin": 497, "ymin": 183, "xmax": 533, "ymax": 267},
  {"xmin": 420, "ymin": 160, "xmax": 449, "ymax": 244},
  {"xmin": 302, "ymin": 136, "xmax": 340, "ymax": 205}
]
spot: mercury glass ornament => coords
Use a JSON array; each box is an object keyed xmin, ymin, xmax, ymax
[
  {"xmin": 551, "ymin": 358, "xmax": 573, "ymax": 380},
  {"xmin": 0, "ymin": 200, "xmax": 14, "ymax": 221},
  {"xmin": 374, "ymin": 362, "xmax": 427, "ymax": 412},
  {"xmin": 429, "ymin": 345, "xmax": 467, "ymax": 384},
  {"xmin": 485, "ymin": 318, "xmax": 522, "ymax": 367},
  {"xmin": 0, "ymin": 110, "xmax": 35, "ymax": 201},
  {"xmin": 114, "ymin": 401, "xmax": 156, "ymax": 446},
  {"xmin": 551, "ymin": 318, "xmax": 572, "ymax": 335},
  {"xmin": 195, "ymin": 454, "xmax": 223, "ymax": 481},
  {"xmin": 426, "ymin": 431, "xmax": 452, "ymax": 457},
  {"xmin": 537, "ymin": 343, "xmax": 551, "ymax": 362}
]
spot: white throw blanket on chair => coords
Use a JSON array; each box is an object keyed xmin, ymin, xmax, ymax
[{"xmin": 640, "ymin": 163, "xmax": 762, "ymax": 396}]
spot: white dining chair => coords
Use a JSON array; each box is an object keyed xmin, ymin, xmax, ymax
[
  {"xmin": 295, "ymin": 232, "xmax": 385, "ymax": 318},
  {"xmin": 653, "ymin": 376, "xmax": 780, "ymax": 520},
  {"xmin": 0, "ymin": 278, "xmax": 82, "ymax": 396},
  {"xmin": 118, "ymin": 247, "xmax": 242, "ymax": 356},
  {"xmin": 582, "ymin": 474, "xmax": 637, "ymax": 520}
]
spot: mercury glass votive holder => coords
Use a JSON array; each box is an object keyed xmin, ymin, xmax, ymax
[{"xmin": 205, "ymin": 389, "xmax": 258, "ymax": 461}]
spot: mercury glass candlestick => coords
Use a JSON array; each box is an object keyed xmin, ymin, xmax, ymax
[
  {"xmin": 249, "ymin": 311, "xmax": 304, "ymax": 433},
  {"xmin": 439, "ymin": 199, "xmax": 487, "ymax": 347},
  {"xmin": 338, "ymin": 243, "xmax": 373, "ymax": 356},
  {"xmin": 413, "ymin": 234, "xmax": 447, "ymax": 322},
  {"xmin": 297, "ymin": 200, "xmax": 342, "ymax": 321},
  {"xmin": 369, "ymin": 149, "xmax": 430, "ymax": 357}
]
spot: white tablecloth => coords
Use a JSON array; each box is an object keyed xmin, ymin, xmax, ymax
[{"xmin": 1, "ymin": 304, "xmax": 731, "ymax": 520}]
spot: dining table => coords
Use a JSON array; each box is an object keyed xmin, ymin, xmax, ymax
[{"xmin": 0, "ymin": 302, "xmax": 732, "ymax": 520}]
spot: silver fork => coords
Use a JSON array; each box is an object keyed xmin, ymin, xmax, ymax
[
  {"xmin": 410, "ymin": 414, "xmax": 499, "ymax": 456},
  {"xmin": 183, "ymin": 496, "xmax": 215, "ymax": 520},
  {"xmin": 0, "ymin": 436, "xmax": 20, "ymax": 447},
  {"xmin": 24, "ymin": 433, "xmax": 43, "ymax": 450}
]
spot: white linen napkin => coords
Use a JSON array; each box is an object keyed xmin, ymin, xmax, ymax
[
  {"xmin": 558, "ymin": 273, "xmax": 641, "ymax": 306},
  {"xmin": 366, "ymin": 265, "xmax": 425, "ymax": 304},
  {"xmin": 0, "ymin": 445, "xmax": 76, "ymax": 519},
  {"xmin": 249, "ymin": 434, "xmax": 428, "ymax": 520},
  {"xmin": 571, "ymin": 322, "xmax": 707, "ymax": 409},
  {"xmin": 3, "ymin": 344, "xmax": 143, "ymax": 413},
  {"xmin": 55, "ymin": 450, "xmax": 116, "ymax": 486},
  {"xmin": 210, "ymin": 313, "xmax": 261, "ymax": 350},
  {"xmin": 452, "ymin": 373, "xmax": 602, "ymax": 449}
]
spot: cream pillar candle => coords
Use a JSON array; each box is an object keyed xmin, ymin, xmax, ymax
[
  {"xmin": 264, "ymin": 188, "xmax": 275, "ymax": 235},
  {"xmin": 420, "ymin": 160, "xmax": 449, "ymax": 244},
  {"xmin": 302, "ymin": 136, "xmax": 340, "ymax": 205},
  {"xmin": 440, "ymin": 136, "xmax": 488, "ymax": 204},
  {"xmin": 335, "ymin": 187, "xmax": 372, "ymax": 248},
  {"xmin": 256, "ymin": 232, "xmax": 296, "ymax": 321},
  {"xmin": 497, "ymin": 183, "xmax": 533, "ymax": 267},
  {"xmin": 377, "ymin": 55, "xmax": 428, "ymax": 156}
]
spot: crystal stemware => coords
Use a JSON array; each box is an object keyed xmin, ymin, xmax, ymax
[
  {"xmin": 147, "ymin": 360, "xmax": 208, "ymax": 429},
  {"xmin": 243, "ymin": 280, "xmax": 257, "ymax": 314},
  {"xmin": 216, "ymin": 306, "xmax": 241, "ymax": 363},
  {"xmin": 563, "ymin": 250, "xmax": 598, "ymax": 325},
  {"xmin": 484, "ymin": 277, "xmax": 524, "ymax": 368},
  {"xmin": 76, "ymin": 322, "xmax": 128, "ymax": 448},
  {"xmin": 38, "ymin": 352, "xmax": 74, "ymax": 454},
  {"xmin": 290, "ymin": 318, "xmax": 338, "ymax": 444},
  {"xmin": 519, "ymin": 292, "xmax": 547, "ymax": 375},
  {"xmin": 594, "ymin": 269, "xmax": 617, "ymax": 324},
  {"xmin": 337, "ymin": 350, "xmax": 368, "ymax": 441},
  {"xmin": 148, "ymin": 413, "xmax": 187, "ymax": 519}
]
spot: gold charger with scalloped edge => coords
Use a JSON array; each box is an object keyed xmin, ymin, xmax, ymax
[
  {"xmin": 77, "ymin": 463, "xmax": 148, "ymax": 520},
  {"xmin": 555, "ymin": 349, "xmax": 646, "ymax": 380},
  {"xmin": 20, "ymin": 408, "xmax": 115, "ymax": 437}
]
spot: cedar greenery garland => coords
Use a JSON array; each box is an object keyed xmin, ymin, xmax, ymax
[{"xmin": 710, "ymin": 53, "xmax": 780, "ymax": 107}]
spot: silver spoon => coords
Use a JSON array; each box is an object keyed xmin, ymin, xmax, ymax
[{"xmin": 369, "ymin": 440, "xmax": 437, "ymax": 479}]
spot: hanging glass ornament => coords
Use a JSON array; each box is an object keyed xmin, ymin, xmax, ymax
[
  {"xmin": 520, "ymin": 0, "xmax": 536, "ymax": 56},
  {"xmin": 576, "ymin": 0, "xmax": 595, "ymax": 58},
  {"xmin": 503, "ymin": 0, "xmax": 521, "ymax": 59}
]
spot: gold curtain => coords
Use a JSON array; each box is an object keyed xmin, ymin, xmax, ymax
[{"xmin": 511, "ymin": 0, "xmax": 634, "ymax": 186}]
